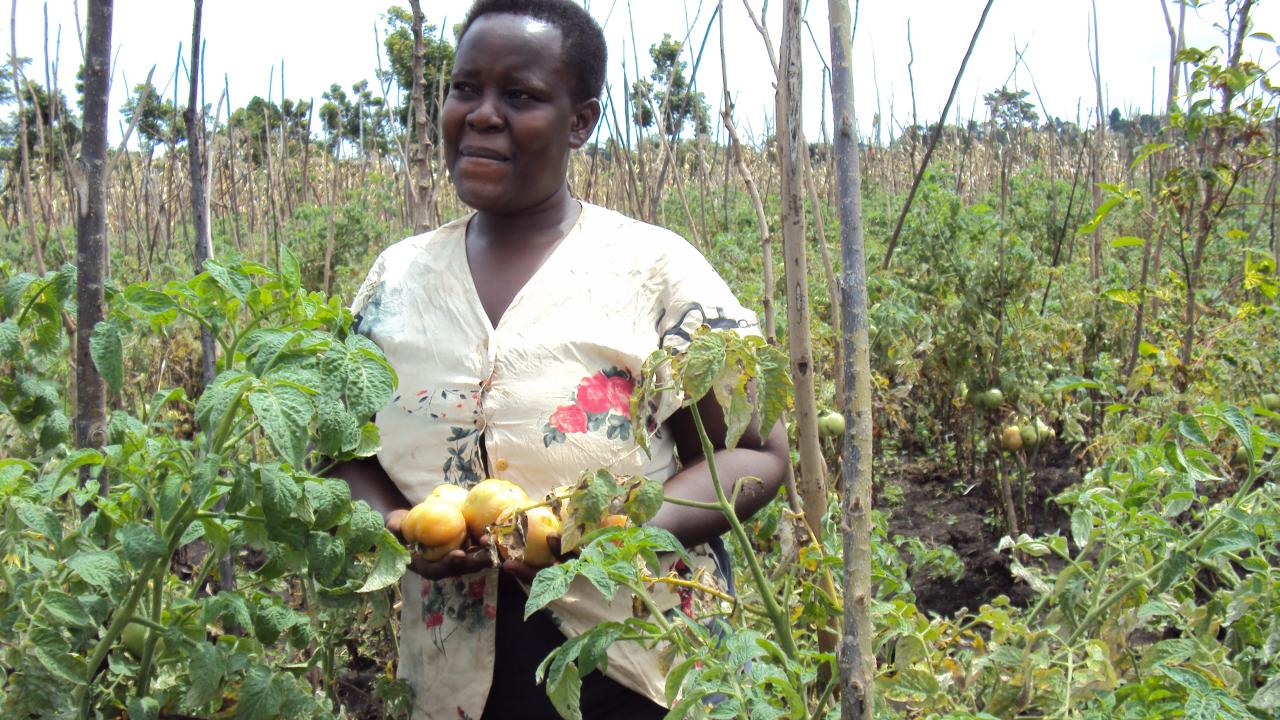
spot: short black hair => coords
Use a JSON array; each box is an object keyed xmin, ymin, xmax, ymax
[{"xmin": 458, "ymin": 0, "xmax": 607, "ymax": 104}]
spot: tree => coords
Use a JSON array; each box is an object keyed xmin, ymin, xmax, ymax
[
  {"xmin": 381, "ymin": 4, "xmax": 454, "ymax": 140},
  {"xmin": 227, "ymin": 95, "xmax": 311, "ymax": 164},
  {"xmin": 829, "ymin": 0, "xmax": 874, "ymax": 716},
  {"xmin": 983, "ymin": 86, "xmax": 1038, "ymax": 134},
  {"xmin": 75, "ymin": 0, "xmax": 113, "ymax": 500},
  {"xmin": 630, "ymin": 33, "xmax": 709, "ymax": 139},
  {"xmin": 120, "ymin": 81, "xmax": 184, "ymax": 147},
  {"xmin": 318, "ymin": 81, "xmax": 391, "ymax": 158}
]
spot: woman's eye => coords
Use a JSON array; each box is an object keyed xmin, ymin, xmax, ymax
[
  {"xmin": 450, "ymin": 82, "xmax": 476, "ymax": 97},
  {"xmin": 508, "ymin": 89, "xmax": 535, "ymax": 101}
]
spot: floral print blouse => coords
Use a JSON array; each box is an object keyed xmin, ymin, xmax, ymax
[{"xmin": 350, "ymin": 201, "xmax": 759, "ymax": 719}]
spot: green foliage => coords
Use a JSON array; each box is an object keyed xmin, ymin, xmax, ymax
[
  {"xmin": 0, "ymin": 250, "xmax": 406, "ymax": 718},
  {"xmin": 380, "ymin": 5, "xmax": 456, "ymax": 135},
  {"xmin": 631, "ymin": 34, "xmax": 709, "ymax": 139}
]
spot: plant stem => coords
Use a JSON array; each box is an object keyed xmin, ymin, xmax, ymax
[
  {"xmin": 689, "ymin": 402, "xmax": 799, "ymax": 659},
  {"xmin": 74, "ymin": 558, "xmax": 160, "ymax": 718}
]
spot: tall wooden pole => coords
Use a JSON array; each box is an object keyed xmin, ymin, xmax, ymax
[
  {"xmin": 777, "ymin": 0, "xmax": 827, "ymax": 539},
  {"xmin": 829, "ymin": 0, "xmax": 874, "ymax": 716},
  {"xmin": 75, "ymin": 0, "xmax": 113, "ymax": 497},
  {"xmin": 186, "ymin": 0, "xmax": 216, "ymax": 387},
  {"xmin": 408, "ymin": 0, "xmax": 432, "ymax": 233}
]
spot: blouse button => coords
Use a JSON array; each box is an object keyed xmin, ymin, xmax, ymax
[{"xmin": 493, "ymin": 458, "xmax": 509, "ymax": 473}]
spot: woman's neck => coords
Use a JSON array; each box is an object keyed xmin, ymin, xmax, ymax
[{"xmin": 469, "ymin": 185, "xmax": 580, "ymax": 247}]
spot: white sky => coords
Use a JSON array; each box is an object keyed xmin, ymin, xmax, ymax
[{"xmin": 4, "ymin": 0, "xmax": 1278, "ymax": 147}]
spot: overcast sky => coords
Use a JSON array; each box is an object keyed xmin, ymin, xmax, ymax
[{"xmin": 4, "ymin": 0, "xmax": 1278, "ymax": 147}]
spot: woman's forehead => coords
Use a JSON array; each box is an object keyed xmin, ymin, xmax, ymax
[{"xmin": 461, "ymin": 12, "xmax": 564, "ymax": 51}]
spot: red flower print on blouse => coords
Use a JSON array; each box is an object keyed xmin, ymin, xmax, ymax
[
  {"xmin": 466, "ymin": 578, "xmax": 486, "ymax": 600},
  {"xmin": 425, "ymin": 611, "xmax": 444, "ymax": 629},
  {"xmin": 575, "ymin": 372, "xmax": 614, "ymax": 414},
  {"xmin": 483, "ymin": 604, "xmax": 497, "ymax": 620},
  {"xmin": 605, "ymin": 375, "xmax": 635, "ymax": 413},
  {"xmin": 549, "ymin": 404, "xmax": 588, "ymax": 433}
]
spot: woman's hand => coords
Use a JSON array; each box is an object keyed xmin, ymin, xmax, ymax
[
  {"xmin": 387, "ymin": 508, "xmax": 495, "ymax": 580},
  {"xmin": 499, "ymin": 533, "xmax": 571, "ymax": 584}
]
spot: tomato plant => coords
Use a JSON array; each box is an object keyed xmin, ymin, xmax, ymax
[{"xmin": 0, "ymin": 250, "xmax": 408, "ymax": 718}]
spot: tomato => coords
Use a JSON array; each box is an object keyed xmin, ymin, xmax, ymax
[
  {"xmin": 1001, "ymin": 425, "xmax": 1023, "ymax": 452},
  {"xmin": 461, "ymin": 479, "xmax": 530, "ymax": 539},
  {"xmin": 521, "ymin": 506, "xmax": 562, "ymax": 568},
  {"xmin": 817, "ymin": 411, "xmax": 845, "ymax": 438},
  {"xmin": 121, "ymin": 622, "xmax": 162, "ymax": 659},
  {"xmin": 428, "ymin": 483, "xmax": 469, "ymax": 507},
  {"xmin": 982, "ymin": 389, "xmax": 1004, "ymax": 410},
  {"xmin": 402, "ymin": 498, "xmax": 467, "ymax": 548},
  {"xmin": 1262, "ymin": 393, "xmax": 1280, "ymax": 412},
  {"xmin": 1020, "ymin": 423, "xmax": 1041, "ymax": 448}
]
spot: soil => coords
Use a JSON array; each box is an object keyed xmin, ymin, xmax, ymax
[{"xmin": 882, "ymin": 440, "xmax": 1080, "ymax": 617}]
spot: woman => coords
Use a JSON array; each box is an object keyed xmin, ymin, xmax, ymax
[{"xmin": 334, "ymin": 1, "xmax": 789, "ymax": 718}]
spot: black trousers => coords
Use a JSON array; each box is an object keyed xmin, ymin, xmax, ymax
[{"xmin": 479, "ymin": 572, "xmax": 667, "ymax": 720}]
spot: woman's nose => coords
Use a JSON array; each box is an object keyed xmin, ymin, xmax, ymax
[{"xmin": 466, "ymin": 94, "xmax": 504, "ymax": 130}]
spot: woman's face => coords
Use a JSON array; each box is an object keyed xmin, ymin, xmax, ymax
[{"xmin": 443, "ymin": 13, "xmax": 599, "ymax": 215}]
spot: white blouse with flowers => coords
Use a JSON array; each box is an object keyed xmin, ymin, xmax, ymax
[{"xmin": 350, "ymin": 201, "xmax": 759, "ymax": 720}]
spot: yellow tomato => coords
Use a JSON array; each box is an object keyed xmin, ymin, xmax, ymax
[{"xmin": 461, "ymin": 479, "xmax": 530, "ymax": 539}]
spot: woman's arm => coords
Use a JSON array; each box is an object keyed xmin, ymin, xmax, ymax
[
  {"xmin": 326, "ymin": 456, "xmax": 410, "ymax": 519},
  {"xmin": 648, "ymin": 394, "xmax": 790, "ymax": 549}
]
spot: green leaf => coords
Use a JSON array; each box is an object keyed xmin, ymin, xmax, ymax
[
  {"xmin": 30, "ymin": 627, "xmax": 84, "ymax": 684},
  {"xmin": 622, "ymin": 476, "xmax": 664, "ymax": 526},
  {"xmin": 89, "ymin": 320, "xmax": 124, "ymax": 395},
  {"xmin": 1184, "ymin": 693, "xmax": 1218, "ymax": 720},
  {"xmin": 1160, "ymin": 665, "xmax": 1213, "ymax": 694},
  {"xmin": 250, "ymin": 599, "xmax": 298, "ymax": 645},
  {"xmin": 235, "ymin": 664, "xmax": 281, "ymax": 720},
  {"xmin": 1070, "ymin": 508, "xmax": 1092, "ymax": 550},
  {"xmin": 755, "ymin": 343, "xmax": 790, "ymax": 439},
  {"xmin": 357, "ymin": 530, "xmax": 409, "ymax": 593},
  {"xmin": 342, "ymin": 500, "xmax": 384, "ymax": 554},
  {"xmin": 122, "ymin": 285, "xmax": 177, "ymax": 314},
  {"xmin": 201, "ymin": 592, "xmax": 253, "ymax": 630},
  {"xmin": 14, "ymin": 500, "xmax": 61, "ymax": 545},
  {"xmin": 204, "ymin": 260, "xmax": 251, "ymax": 302},
  {"xmin": 259, "ymin": 464, "xmax": 301, "ymax": 521},
  {"xmin": 117, "ymin": 524, "xmax": 168, "ymax": 568},
  {"xmin": 679, "ymin": 330, "xmax": 726, "ymax": 402},
  {"xmin": 1251, "ymin": 673, "xmax": 1280, "ymax": 712},
  {"xmin": 1216, "ymin": 406, "xmax": 1254, "ymax": 458},
  {"xmin": 525, "ymin": 561, "xmax": 577, "ymax": 618},
  {"xmin": 67, "ymin": 549, "xmax": 125, "ymax": 590},
  {"xmin": 43, "ymin": 591, "xmax": 92, "ymax": 627},
  {"xmin": 1155, "ymin": 551, "xmax": 1190, "ymax": 594},
  {"xmin": 126, "ymin": 696, "xmax": 159, "ymax": 720},
  {"xmin": 315, "ymin": 397, "xmax": 361, "ymax": 456},
  {"xmin": 1109, "ymin": 236, "xmax": 1146, "ymax": 248},
  {"xmin": 1200, "ymin": 529, "xmax": 1257, "ymax": 558},
  {"xmin": 2, "ymin": 271, "xmax": 37, "ymax": 313},
  {"xmin": 304, "ymin": 478, "xmax": 350, "ymax": 531},
  {"xmin": 279, "ymin": 245, "xmax": 302, "ymax": 292},
  {"xmin": 306, "ymin": 532, "xmax": 346, "ymax": 586},
  {"xmin": 1129, "ymin": 142, "xmax": 1172, "ymax": 172},
  {"xmin": 249, "ymin": 383, "xmax": 313, "ymax": 467},
  {"xmin": 0, "ymin": 318, "xmax": 18, "ymax": 356},
  {"xmin": 195, "ymin": 371, "xmax": 252, "ymax": 431},
  {"xmin": 342, "ymin": 335, "xmax": 395, "ymax": 419}
]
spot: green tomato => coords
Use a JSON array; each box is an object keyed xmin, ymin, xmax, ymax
[
  {"xmin": 817, "ymin": 411, "xmax": 846, "ymax": 438},
  {"xmin": 122, "ymin": 622, "xmax": 163, "ymax": 659},
  {"xmin": 1020, "ymin": 424, "xmax": 1041, "ymax": 448},
  {"xmin": 1261, "ymin": 393, "xmax": 1280, "ymax": 412},
  {"xmin": 981, "ymin": 388, "xmax": 1004, "ymax": 410},
  {"xmin": 1231, "ymin": 446, "xmax": 1251, "ymax": 467}
]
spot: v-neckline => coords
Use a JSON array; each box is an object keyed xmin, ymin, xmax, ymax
[{"xmin": 459, "ymin": 202, "xmax": 585, "ymax": 334}]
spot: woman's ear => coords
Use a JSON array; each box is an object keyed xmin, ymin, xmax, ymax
[{"xmin": 569, "ymin": 98, "xmax": 603, "ymax": 149}]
